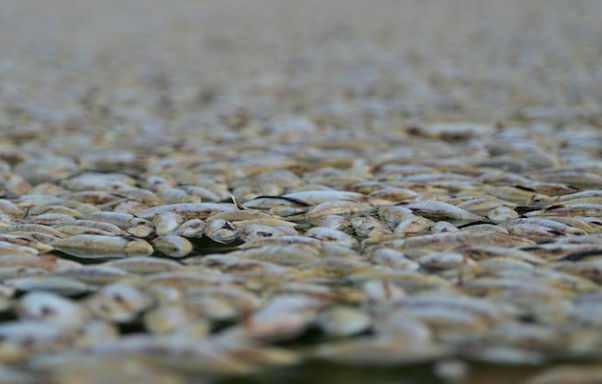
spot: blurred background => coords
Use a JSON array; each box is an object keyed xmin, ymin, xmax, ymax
[{"xmin": 1, "ymin": 0, "xmax": 601, "ymax": 131}]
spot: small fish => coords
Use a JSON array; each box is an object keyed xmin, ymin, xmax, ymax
[
  {"xmin": 51, "ymin": 235, "xmax": 153, "ymax": 258},
  {"xmin": 152, "ymin": 235, "xmax": 193, "ymax": 258},
  {"xmin": 398, "ymin": 201, "xmax": 484, "ymax": 225},
  {"xmin": 176, "ymin": 219, "xmax": 206, "ymax": 238},
  {"xmin": 526, "ymin": 204, "xmax": 602, "ymax": 217},
  {"xmin": 418, "ymin": 252, "xmax": 471, "ymax": 270},
  {"xmin": 527, "ymin": 364, "xmax": 602, "ymax": 384},
  {"xmin": 283, "ymin": 190, "xmax": 365, "ymax": 204},
  {"xmin": 382, "ymin": 232, "xmax": 535, "ymax": 257},
  {"xmin": 17, "ymin": 292, "xmax": 87, "ymax": 327},
  {"xmin": 316, "ymin": 306, "xmax": 371, "ymax": 337},
  {"xmin": 205, "ymin": 219, "xmax": 239, "ymax": 244},
  {"xmin": 306, "ymin": 200, "xmax": 373, "ymax": 219},
  {"xmin": 237, "ymin": 294, "xmax": 324, "ymax": 342},
  {"xmin": 305, "ymin": 227, "xmax": 359, "ymax": 248},
  {"xmin": 136, "ymin": 203, "xmax": 238, "ymax": 220}
]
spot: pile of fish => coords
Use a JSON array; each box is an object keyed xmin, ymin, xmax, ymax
[
  {"xmin": 2, "ymin": 1, "xmax": 602, "ymax": 383},
  {"xmin": 1, "ymin": 121, "xmax": 602, "ymax": 383}
]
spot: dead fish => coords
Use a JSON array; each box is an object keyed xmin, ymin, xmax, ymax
[
  {"xmin": 106, "ymin": 257, "xmax": 182, "ymax": 274},
  {"xmin": 123, "ymin": 219, "xmax": 156, "ymax": 239},
  {"xmin": 72, "ymin": 220, "xmax": 125, "ymax": 235},
  {"xmin": 63, "ymin": 335, "xmax": 297, "ymax": 375},
  {"xmin": 313, "ymin": 336, "xmax": 443, "ymax": 365},
  {"xmin": 373, "ymin": 311, "xmax": 432, "ymax": 342},
  {"xmin": 79, "ymin": 151, "xmax": 146, "ymax": 172},
  {"xmin": 31, "ymin": 213, "xmax": 76, "ymax": 227},
  {"xmin": 456, "ymin": 197, "xmax": 516, "ymax": 216},
  {"xmin": 51, "ymin": 235, "xmax": 153, "ymax": 258},
  {"xmin": 185, "ymin": 294, "xmax": 238, "ymax": 321},
  {"xmin": 152, "ymin": 235, "xmax": 193, "ymax": 258},
  {"xmin": 194, "ymin": 255, "xmax": 291, "ymax": 280},
  {"xmin": 243, "ymin": 196, "xmax": 311, "ymax": 210},
  {"xmin": 382, "ymin": 232, "xmax": 535, "ymax": 257},
  {"xmin": 283, "ymin": 190, "xmax": 365, "ymax": 204},
  {"xmin": 368, "ymin": 187, "xmax": 418, "ymax": 206},
  {"xmin": 527, "ymin": 364, "xmax": 602, "ymax": 384},
  {"xmin": 136, "ymin": 203, "xmax": 238, "ymax": 220},
  {"xmin": 500, "ymin": 218, "xmax": 586, "ymax": 236},
  {"xmin": 305, "ymin": 227, "xmax": 359, "ymax": 248},
  {"xmin": 534, "ymin": 170, "xmax": 602, "ymax": 189},
  {"xmin": 484, "ymin": 185, "xmax": 543, "ymax": 205},
  {"xmin": 409, "ymin": 123, "xmax": 493, "ymax": 140},
  {"xmin": 235, "ymin": 294, "xmax": 324, "ymax": 342},
  {"xmin": 501, "ymin": 223, "xmax": 568, "ymax": 243},
  {"xmin": 54, "ymin": 225, "xmax": 117, "ymax": 237},
  {"xmin": 316, "ymin": 306, "xmax": 371, "ymax": 337},
  {"xmin": 0, "ymin": 241, "xmax": 39, "ymax": 256},
  {"xmin": 209, "ymin": 210, "xmax": 281, "ymax": 222},
  {"xmin": 486, "ymin": 206, "xmax": 520, "ymax": 224},
  {"xmin": 4, "ymin": 276, "xmax": 90, "ymax": 296},
  {"xmin": 418, "ymin": 252, "xmax": 472, "ymax": 270},
  {"xmin": 526, "ymin": 204, "xmax": 602, "ymax": 217},
  {"xmin": 312, "ymin": 215, "xmax": 351, "ymax": 231},
  {"xmin": 522, "ymin": 243, "xmax": 602, "ymax": 260},
  {"xmin": 38, "ymin": 202, "xmax": 99, "ymax": 216},
  {"xmin": 393, "ymin": 215, "xmax": 435, "ymax": 235},
  {"xmin": 84, "ymin": 211, "xmax": 150, "ymax": 230},
  {"xmin": 61, "ymin": 173, "xmax": 136, "ymax": 191},
  {"xmin": 351, "ymin": 216, "xmax": 391, "ymax": 238},
  {"xmin": 398, "ymin": 201, "xmax": 484, "ymax": 225},
  {"xmin": 180, "ymin": 185, "xmax": 224, "ymax": 202},
  {"xmin": 176, "ymin": 219, "xmax": 206, "ymax": 238},
  {"xmin": 351, "ymin": 270, "xmax": 450, "ymax": 291},
  {"xmin": 549, "ymin": 189, "xmax": 602, "ymax": 203},
  {"xmin": 87, "ymin": 283, "xmax": 152, "ymax": 323},
  {"xmin": 394, "ymin": 293, "xmax": 501, "ymax": 321},
  {"xmin": 551, "ymin": 259, "xmax": 602, "ymax": 282},
  {"xmin": 0, "ymin": 234, "xmax": 53, "ymax": 253},
  {"xmin": 463, "ymin": 246, "xmax": 546, "ymax": 265},
  {"xmin": 157, "ymin": 187, "xmax": 202, "ymax": 204},
  {"xmin": 143, "ymin": 271, "xmax": 238, "ymax": 289},
  {"xmin": 239, "ymin": 235, "xmax": 322, "ymax": 249},
  {"xmin": 113, "ymin": 201, "xmax": 148, "ymax": 215},
  {"xmin": 205, "ymin": 219, "xmax": 239, "ymax": 244},
  {"xmin": 366, "ymin": 248, "xmax": 419, "ymax": 271},
  {"xmin": 306, "ymin": 201, "xmax": 373, "ymax": 219},
  {"xmin": 238, "ymin": 224, "xmax": 295, "ymax": 243},
  {"xmin": 53, "ymin": 265, "xmax": 132, "ymax": 284},
  {"xmin": 540, "ymin": 216, "xmax": 602, "ymax": 234},
  {"xmin": 478, "ymin": 257, "xmax": 535, "ymax": 272},
  {"xmin": 144, "ymin": 304, "xmax": 192, "ymax": 334},
  {"xmin": 527, "ymin": 182, "xmax": 580, "ymax": 197},
  {"xmin": 430, "ymin": 221, "xmax": 461, "ymax": 233},
  {"xmin": 0, "ymin": 199, "xmax": 25, "ymax": 217},
  {"xmin": 64, "ymin": 191, "xmax": 126, "ymax": 205},
  {"xmin": 378, "ymin": 205, "xmax": 414, "ymax": 227},
  {"xmin": 462, "ymin": 224, "xmax": 508, "ymax": 234},
  {"xmin": 0, "ymin": 321, "xmax": 77, "ymax": 359},
  {"xmin": 234, "ymin": 245, "xmax": 318, "ymax": 267},
  {"xmin": 185, "ymin": 286, "xmax": 262, "ymax": 316},
  {"xmin": 17, "ymin": 292, "xmax": 87, "ymax": 327},
  {"xmin": 0, "ymin": 254, "xmax": 57, "ymax": 270},
  {"xmin": 1, "ymin": 224, "xmax": 64, "ymax": 238}
]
